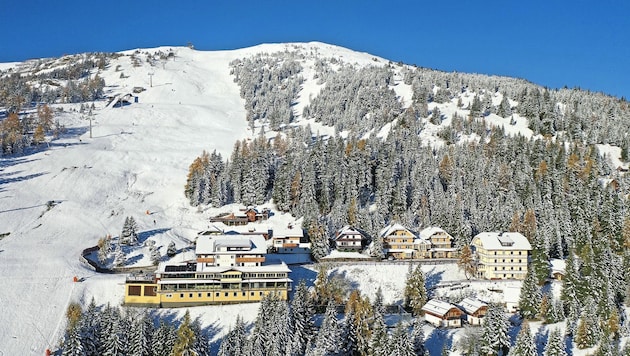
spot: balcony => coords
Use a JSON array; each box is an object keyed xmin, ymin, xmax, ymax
[{"xmin": 236, "ymin": 257, "xmax": 265, "ymax": 263}]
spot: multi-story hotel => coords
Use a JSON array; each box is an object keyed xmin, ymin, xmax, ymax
[
  {"xmin": 471, "ymin": 231, "xmax": 531, "ymax": 280},
  {"xmin": 124, "ymin": 234, "xmax": 292, "ymax": 307}
]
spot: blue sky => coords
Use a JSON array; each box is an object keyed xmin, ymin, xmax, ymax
[{"xmin": 2, "ymin": 1, "xmax": 629, "ymax": 98}]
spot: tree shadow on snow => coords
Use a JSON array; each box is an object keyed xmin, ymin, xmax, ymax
[
  {"xmin": 137, "ymin": 228, "xmax": 171, "ymax": 244},
  {"xmin": 424, "ymin": 267, "xmax": 445, "ymax": 291},
  {"xmin": 424, "ymin": 328, "xmax": 455, "ymax": 355},
  {"xmin": 288, "ymin": 265, "xmax": 318, "ymax": 289}
]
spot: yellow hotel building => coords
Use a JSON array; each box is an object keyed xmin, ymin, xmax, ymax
[
  {"xmin": 471, "ymin": 232, "xmax": 531, "ymax": 280},
  {"xmin": 124, "ymin": 234, "xmax": 292, "ymax": 307}
]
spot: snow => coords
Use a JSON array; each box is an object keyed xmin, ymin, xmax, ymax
[
  {"xmin": 473, "ymin": 231, "xmax": 532, "ymax": 250},
  {"xmin": 1, "ymin": 42, "xmax": 625, "ymax": 355}
]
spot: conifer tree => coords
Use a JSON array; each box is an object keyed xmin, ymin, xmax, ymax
[
  {"xmin": 113, "ymin": 243, "xmax": 126, "ymax": 267},
  {"xmin": 312, "ymin": 301, "xmax": 341, "ymax": 355},
  {"xmin": 128, "ymin": 310, "xmax": 153, "ymax": 356},
  {"xmin": 62, "ymin": 324, "xmax": 84, "ymax": 356},
  {"xmin": 519, "ymin": 267, "xmax": 542, "ymax": 320},
  {"xmin": 544, "ymin": 328, "xmax": 568, "ymax": 356},
  {"xmin": 390, "ymin": 322, "xmax": 415, "ymax": 356},
  {"xmin": 404, "ymin": 264, "xmax": 427, "ymax": 315},
  {"xmin": 481, "ymin": 304, "xmax": 510, "ymax": 356},
  {"xmin": 218, "ymin": 315, "xmax": 247, "ymax": 356},
  {"xmin": 410, "ymin": 317, "xmax": 427, "ymax": 356},
  {"xmin": 167, "ymin": 241, "xmax": 177, "ymax": 257},
  {"xmin": 369, "ymin": 308, "xmax": 388, "ymax": 356},
  {"xmin": 152, "ymin": 320, "xmax": 176, "ymax": 356},
  {"xmin": 508, "ymin": 321, "xmax": 537, "ymax": 356},
  {"xmin": 288, "ymin": 280, "xmax": 315, "ymax": 356},
  {"xmin": 171, "ymin": 310, "xmax": 196, "ymax": 356}
]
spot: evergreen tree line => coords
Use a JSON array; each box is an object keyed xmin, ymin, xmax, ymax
[
  {"xmin": 187, "ymin": 52, "xmax": 629, "ymax": 261},
  {"xmin": 60, "ymin": 299, "xmax": 210, "ymax": 356},
  {"xmin": 230, "ymin": 52, "xmax": 304, "ymax": 131},
  {"xmin": 0, "ymin": 52, "xmax": 110, "ymax": 113},
  {"xmin": 186, "ymin": 113, "xmax": 630, "ymax": 263},
  {"xmin": 218, "ymin": 281, "xmax": 427, "ymax": 356}
]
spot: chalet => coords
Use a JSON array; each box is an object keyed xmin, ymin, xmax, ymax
[
  {"xmin": 418, "ymin": 227, "xmax": 457, "ymax": 258},
  {"xmin": 550, "ymin": 259, "xmax": 566, "ymax": 281},
  {"xmin": 209, "ymin": 212, "xmax": 249, "ymax": 226},
  {"xmin": 241, "ymin": 207, "xmax": 270, "ymax": 223},
  {"xmin": 380, "ymin": 223, "xmax": 416, "ymax": 259},
  {"xmin": 209, "ymin": 207, "xmax": 270, "ymax": 227},
  {"xmin": 458, "ymin": 297, "xmax": 488, "ymax": 325},
  {"xmin": 124, "ymin": 234, "xmax": 291, "ymax": 307},
  {"xmin": 471, "ymin": 232, "xmax": 531, "ymax": 280},
  {"xmin": 272, "ymin": 223, "xmax": 310, "ymax": 254},
  {"xmin": 332, "ymin": 225, "xmax": 367, "ymax": 252},
  {"xmin": 421, "ymin": 299, "xmax": 463, "ymax": 328}
]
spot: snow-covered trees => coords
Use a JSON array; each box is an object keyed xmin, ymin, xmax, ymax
[
  {"xmin": 544, "ymin": 328, "xmax": 568, "ymax": 356},
  {"xmin": 480, "ymin": 304, "xmax": 510, "ymax": 356},
  {"xmin": 167, "ymin": 241, "xmax": 177, "ymax": 257},
  {"xmin": 508, "ymin": 321, "xmax": 536, "ymax": 356},
  {"xmin": 59, "ymin": 304, "xmax": 208, "ymax": 355},
  {"xmin": 120, "ymin": 216, "xmax": 138, "ymax": 245},
  {"xmin": 518, "ymin": 267, "xmax": 541, "ymax": 320},
  {"xmin": 185, "ymin": 150, "xmax": 227, "ymax": 207},
  {"xmin": 404, "ymin": 264, "xmax": 427, "ymax": 316}
]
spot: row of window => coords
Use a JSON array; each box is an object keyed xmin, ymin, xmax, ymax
[
  {"xmin": 160, "ymin": 281, "xmax": 288, "ymax": 291},
  {"xmin": 165, "ymin": 291, "xmax": 268, "ymax": 298}
]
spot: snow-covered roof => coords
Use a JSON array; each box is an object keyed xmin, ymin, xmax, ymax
[
  {"xmin": 195, "ymin": 234, "xmax": 267, "ymax": 254},
  {"xmin": 550, "ymin": 258, "xmax": 566, "ymax": 275},
  {"xmin": 334, "ymin": 226, "xmax": 365, "ymax": 241},
  {"xmin": 458, "ymin": 297, "xmax": 488, "ymax": 315},
  {"xmin": 414, "ymin": 238, "xmax": 431, "ymax": 246},
  {"xmin": 273, "ymin": 224, "xmax": 304, "ymax": 238},
  {"xmin": 196, "ymin": 261, "xmax": 291, "ymax": 273},
  {"xmin": 473, "ymin": 232, "xmax": 531, "ymax": 251},
  {"xmin": 421, "ymin": 299, "xmax": 461, "ymax": 317},
  {"xmin": 379, "ymin": 223, "xmax": 414, "ymax": 238},
  {"xmin": 224, "ymin": 224, "xmax": 271, "ymax": 235},
  {"xmin": 418, "ymin": 226, "xmax": 448, "ymax": 240}
]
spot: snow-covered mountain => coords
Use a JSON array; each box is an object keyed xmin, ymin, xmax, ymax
[
  {"xmin": 0, "ymin": 42, "xmax": 628, "ymax": 355},
  {"xmin": 0, "ymin": 41, "xmax": 403, "ymax": 354}
]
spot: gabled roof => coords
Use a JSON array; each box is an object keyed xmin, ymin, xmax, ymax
[
  {"xmin": 473, "ymin": 232, "xmax": 531, "ymax": 251},
  {"xmin": 273, "ymin": 223, "xmax": 304, "ymax": 238},
  {"xmin": 421, "ymin": 299, "xmax": 462, "ymax": 317},
  {"xmin": 550, "ymin": 258, "xmax": 566, "ymax": 275},
  {"xmin": 379, "ymin": 223, "xmax": 415, "ymax": 238},
  {"xmin": 334, "ymin": 225, "xmax": 365, "ymax": 241},
  {"xmin": 418, "ymin": 227, "xmax": 449, "ymax": 240},
  {"xmin": 458, "ymin": 297, "xmax": 488, "ymax": 315}
]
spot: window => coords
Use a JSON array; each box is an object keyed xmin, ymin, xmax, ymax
[
  {"xmin": 224, "ymin": 292, "xmax": 228, "ymax": 297},
  {"xmin": 189, "ymin": 293, "xmax": 193, "ymax": 298},
  {"xmin": 144, "ymin": 286, "xmax": 157, "ymax": 297},
  {"xmin": 128, "ymin": 286, "xmax": 142, "ymax": 296},
  {"xmin": 180, "ymin": 293, "xmax": 184, "ymax": 298},
  {"xmin": 233, "ymin": 292, "xmax": 237, "ymax": 297},
  {"xmin": 251, "ymin": 291, "xmax": 255, "ymax": 296},
  {"xmin": 215, "ymin": 292, "xmax": 220, "ymax": 297},
  {"xmin": 207, "ymin": 293, "xmax": 211, "ymax": 297},
  {"xmin": 165, "ymin": 294, "xmax": 172, "ymax": 298}
]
